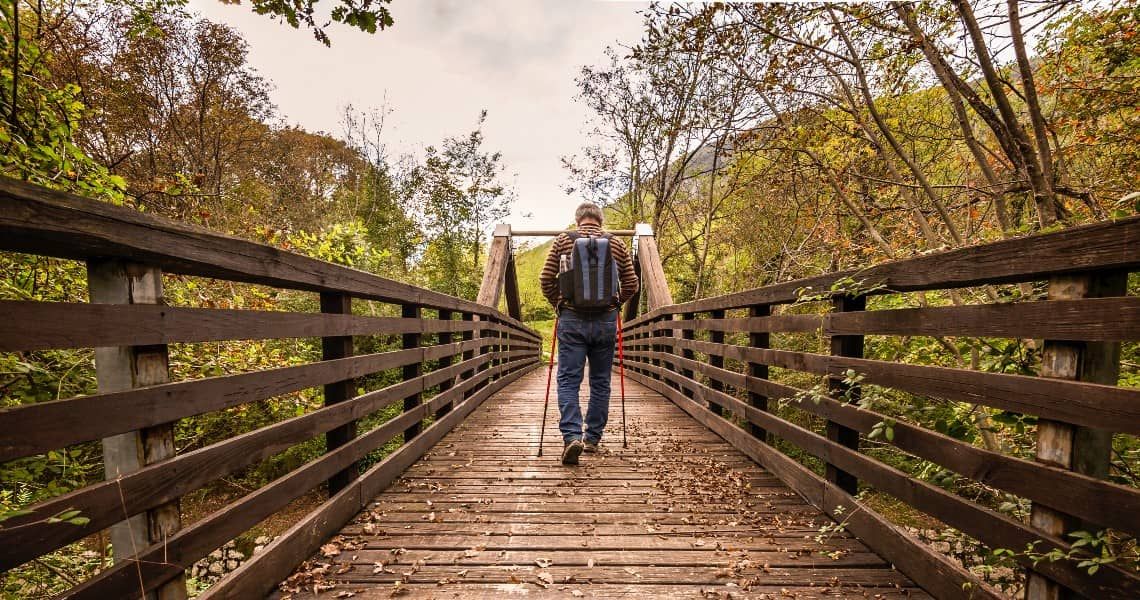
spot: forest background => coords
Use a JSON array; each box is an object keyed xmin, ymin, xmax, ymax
[{"xmin": 2, "ymin": 0, "xmax": 1138, "ymax": 597}]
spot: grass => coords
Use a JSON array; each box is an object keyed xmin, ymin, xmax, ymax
[{"xmin": 527, "ymin": 319, "xmax": 555, "ymax": 363}]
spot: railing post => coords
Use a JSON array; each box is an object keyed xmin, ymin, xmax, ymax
[
  {"xmin": 826, "ymin": 294, "xmax": 864, "ymax": 496},
  {"xmin": 708, "ymin": 309, "xmax": 726, "ymax": 416},
  {"xmin": 402, "ymin": 303, "xmax": 423, "ymax": 442},
  {"xmin": 88, "ymin": 260, "xmax": 186, "ymax": 600},
  {"xmin": 320, "ymin": 292, "xmax": 358, "ymax": 495},
  {"xmin": 435, "ymin": 309, "xmax": 454, "ymax": 418},
  {"xmin": 1026, "ymin": 272, "xmax": 1126, "ymax": 600},
  {"xmin": 461, "ymin": 312, "xmax": 475, "ymax": 399},
  {"xmin": 679, "ymin": 313, "xmax": 695, "ymax": 398},
  {"xmin": 748, "ymin": 304, "xmax": 770, "ymax": 441}
]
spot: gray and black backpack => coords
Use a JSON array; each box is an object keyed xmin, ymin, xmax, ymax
[{"xmin": 558, "ymin": 232, "xmax": 619, "ymax": 311}]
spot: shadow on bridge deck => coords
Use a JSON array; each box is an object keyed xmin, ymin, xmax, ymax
[{"xmin": 273, "ymin": 370, "xmax": 926, "ymax": 599}]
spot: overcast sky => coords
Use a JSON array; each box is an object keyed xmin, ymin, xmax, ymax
[{"xmin": 187, "ymin": 0, "xmax": 648, "ymax": 231}]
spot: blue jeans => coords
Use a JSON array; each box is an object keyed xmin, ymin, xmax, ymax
[{"xmin": 556, "ymin": 309, "xmax": 618, "ymax": 444}]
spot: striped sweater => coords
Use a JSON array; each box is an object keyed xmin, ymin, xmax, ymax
[{"xmin": 539, "ymin": 223, "xmax": 639, "ymax": 309}]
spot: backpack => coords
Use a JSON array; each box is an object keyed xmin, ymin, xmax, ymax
[{"xmin": 558, "ymin": 232, "xmax": 619, "ymax": 311}]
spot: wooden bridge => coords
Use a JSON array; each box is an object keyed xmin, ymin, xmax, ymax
[{"xmin": 1, "ymin": 177, "xmax": 1138, "ymax": 599}]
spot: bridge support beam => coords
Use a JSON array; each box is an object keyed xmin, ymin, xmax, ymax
[
  {"xmin": 826, "ymin": 294, "xmax": 865, "ymax": 496},
  {"xmin": 1027, "ymin": 272, "xmax": 1126, "ymax": 600},
  {"xmin": 402, "ymin": 303, "xmax": 423, "ymax": 442},
  {"xmin": 321, "ymin": 292, "xmax": 358, "ymax": 495},
  {"xmin": 748, "ymin": 304, "xmax": 771, "ymax": 442},
  {"xmin": 88, "ymin": 260, "xmax": 186, "ymax": 600}
]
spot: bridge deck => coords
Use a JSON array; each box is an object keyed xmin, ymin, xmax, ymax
[{"xmin": 275, "ymin": 370, "xmax": 927, "ymax": 599}]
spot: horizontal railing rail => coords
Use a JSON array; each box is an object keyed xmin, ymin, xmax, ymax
[
  {"xmin": 0, "ymin": 177, "xmax": 542, "ymax": 599},
  {"xmin": 620, "ymin": 217, "xmax": 1140, "ymax": 600}
]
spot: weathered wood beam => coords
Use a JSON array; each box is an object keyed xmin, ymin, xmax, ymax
[{"xmin": 87, "ymin": 260, "xmax": 186, "ymax": 600}]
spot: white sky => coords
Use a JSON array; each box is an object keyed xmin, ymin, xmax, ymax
[{"xmin": 187, "ymin": 0, "xmax": 649, "ymax": 230}]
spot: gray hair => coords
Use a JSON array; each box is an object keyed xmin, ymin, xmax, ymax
[{"xmin": 574, "ymin": 202, "xmax": 604, "ymax": 225}]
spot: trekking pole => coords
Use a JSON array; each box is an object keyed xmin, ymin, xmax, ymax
[
  {"xmin": 537, "ymin": 316, "xmax": 559, "ymax": 457},
  {"xmin": 616, "ymin": 312, "xmax": 628, "ymax": 448}
]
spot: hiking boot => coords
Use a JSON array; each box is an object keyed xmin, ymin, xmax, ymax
[
  {"xmin": 561, "ymin": 439, "xmax": 584, "ymax": 465},
  {"xmin": 583, "ymin": 440, "xmax": 599, "ymax": 453}
]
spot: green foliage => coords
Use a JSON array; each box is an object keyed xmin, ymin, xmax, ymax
[{"xmin": 0, "ymin": 5, "xmax": 126, "ymax": 202}]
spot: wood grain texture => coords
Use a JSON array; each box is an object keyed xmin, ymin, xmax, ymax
[
  {"xmin": 0, "ymin": 340, "xmax": 495, "ymax": 462},
  {"xmin": 637, "ymin": 348, "xmax": 1140, "ymax": 537},
  {"xmin": 54, "ymin": 356, "xmax": 540, "ymax": 600},
  {"xmin": 0, "ymin": 353, "xmax": 536, "ymax": 570},
  {"xmin": 625, "ymin": 214, "xmax": 1140, "ymax": 328},
  {"xmin": 626, "ymin": 358, "xmax": 1140, "ymax": 599},
  {"xmin": 259, "ymin": 369, "xmax": 930, "ymax": 600},
  {"xmin": 656, "ymin": 336, "xmax": 1140, "ymax": 434},
  {"xmin": 0, "ymin": 301, "xmax": 533, "ymax": 351}
]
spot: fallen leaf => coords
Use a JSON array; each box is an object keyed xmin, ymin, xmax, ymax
[
  {"xmin": 535, "ymin": 558, "xmax": 553, "ymax": 568},
  {"xmin": 320, "ymin": 544, "xmax": 341, "ymax": 558}
]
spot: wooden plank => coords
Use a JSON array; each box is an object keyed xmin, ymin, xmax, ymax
[
  {"xmin": 0, "ymin": 176, "xmax": 512, "ymax": 318},
  {"xmin": 633, "ymin": 362, "xmax": 1140, "ymax": 599},
  {"xmin": 88, "ymin": 259, "xmax": 186, "ymax": 600},
  {"xmin": 748, "ymin": 304, "xmax": 770, "ymax": 441},
  {"xmin": 56, "ymin": 357, "xmax": 540, "ymax": 600},
  {"xmin": 707, "ymin": 310, "xmax": 726, "ymax": 416},
  {"xmin": 292, "ymin": 583, "xmax": 931, "ymax": 600},
  {"xmin": 623, "ymin": 369, "xmax": 1001, "ymax": 600},
  {"xmin": 0, "ymin": 301, "xmax": 530, "ymax": 352},
  {"xmin": 0, "ymin": 340, "xmax": 492, "ymax": 462},
  {"xmin": 504, "ymin": 252, "xmax": 522, "ymax": 320},
  {"xmin": 0, "ymin": 354, "xmax": 538, "ymax": 570},
  {"xmin": 642, "ymin": 348, "xmax": 1140, "ymax": 536},
  {"xmin": 402, "ymin": 304, "xmax": 423, "ymax": 443},
  {"xmin": 827, "ymin": 295, "xmax": 864, "ymax": 495},
  {"xmin": 476, "ymin": 232, "xmax": 510, "ymax": 309},
  {"xmin": 321, "ymin": 292, "xmax": 357, "ymax": 495},
  {"xmin": 826, "ymin": 296, "xmax": 1140, "ymax": 341},
  {"xmin": 636, "ymin": 232, "xmax": 673, "ymax": 310},
  {"xmin": 625, "ymin": 214, "xmax": 1140, "ymax": 328},
  {"xmin": 203, "ymin": 360, "xmax": 540, "ymax": 600},
  {"xmin": 660, "ymin": 336, "xmax": 1140, "ymax": 434},
  {"xmin": 661, "ymin": 314, "xmax": 823, "ymax": 334},
  {"xmin": 1028, "ymin": 272, "xmax": 1127, "ymax": 600},
  {"xmin": 434, "ymin": 310, "xmax": 455, "ymax": 419},
  {"xmin": 257, "ymin": 369, "xmax": 927, "ymax": 600}
]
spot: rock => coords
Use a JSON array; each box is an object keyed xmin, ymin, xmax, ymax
[
  {"xmin": 253, "ymin": 545, "xmax": 265, "ymax": 555},
  {"xmin": 208, "ymin": 562, "xmax": 224, "ymax": 575},
  {"xmin": 227, "ymin": 550, "xmax": 244, "ymax": 560},
  {"xmin": 255, "ymin": 536, "xmax": 272, "ymax": 546},
  {"xmin": 209, "ymin": 550, "xmax": 223, "ymax": 561},
  {"xmin": 225, "ymin": 560, "xmax": 238, "ymax": 570}
]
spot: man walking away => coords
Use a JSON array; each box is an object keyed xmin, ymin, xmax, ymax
[{"xmin": 539, "ymin": 202, "xmax": 639, "ymax": 465}]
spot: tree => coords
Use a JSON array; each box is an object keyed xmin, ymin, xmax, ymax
[{"xmin": 416, "ymin": 111, "xmax": 513, "ymax": 298}]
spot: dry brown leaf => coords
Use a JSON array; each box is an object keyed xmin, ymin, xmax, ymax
[{"xmin": 320, "ymin": 544, "xmax": 341, "ymax": 558}]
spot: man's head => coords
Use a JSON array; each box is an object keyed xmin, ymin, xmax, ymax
[{"xmin": 575, "ymin": 202, "xmax": 604, "ymax": 227}]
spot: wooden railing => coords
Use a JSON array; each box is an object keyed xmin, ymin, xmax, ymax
[
  {"xmin": 0, "ymin": 178, "xmax": 542, "ymax": 599},
  {"xmin": 621, "ymin": 217, "xmax": 1140, "ymax": 600}
]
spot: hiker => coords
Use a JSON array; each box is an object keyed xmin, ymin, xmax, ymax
[{"xmin": 539, "ymin": 202, "xmax": 639, "ymax": 465}]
